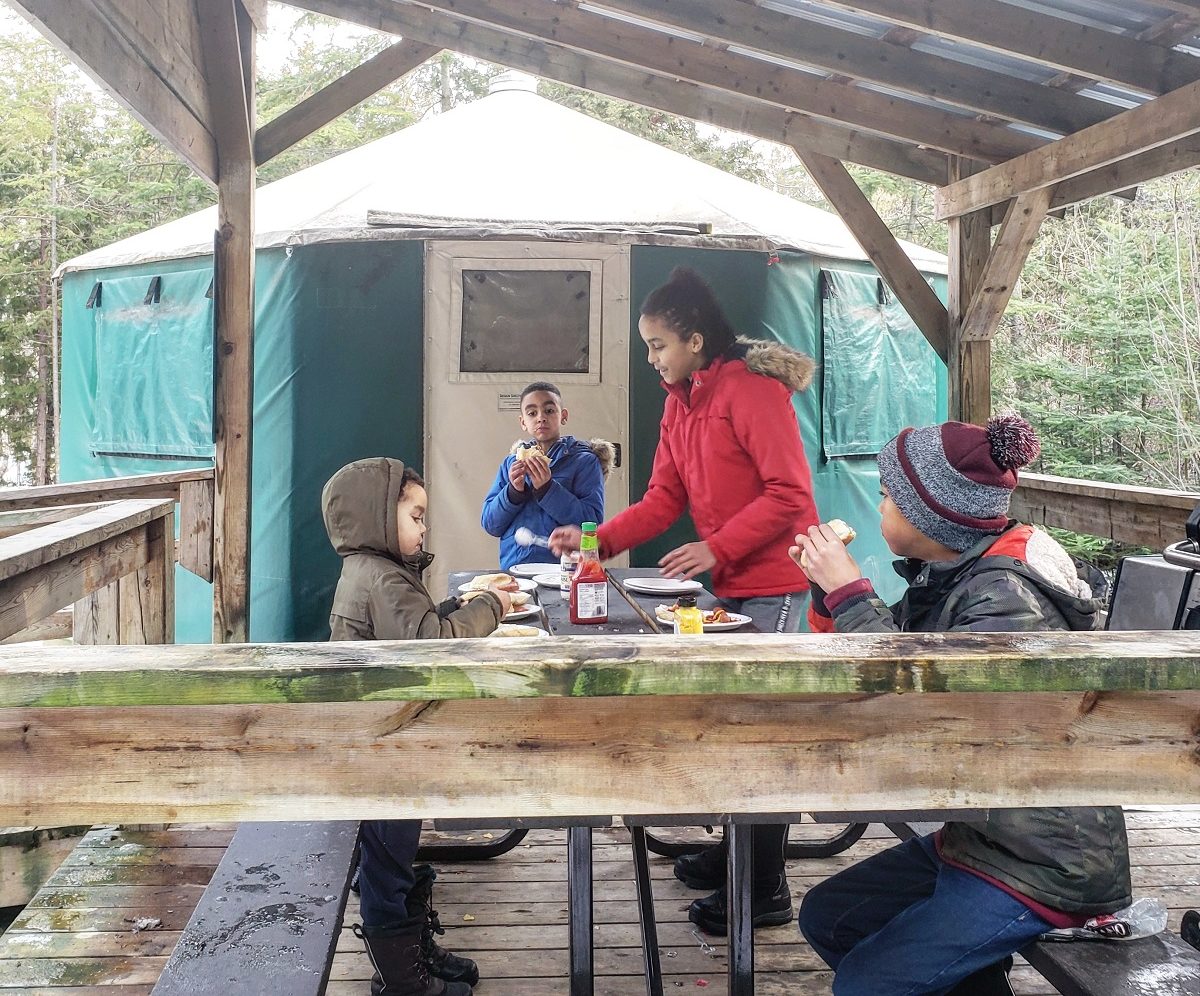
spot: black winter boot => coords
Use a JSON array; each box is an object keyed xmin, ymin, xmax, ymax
[
  {"xmin": 944, "ymin": 956, "xmax": 1015, "ymax": 996},
  {"xmin": 407, "ymin": 864, "xmax": 480, "ymax": 988},
  {"xmin": 353, "ymin": 917, "xmax": 472, "ymax": 996},
  {"xmin": 687, "ymin": 873, "xmax": 794, "ymax": 935},
  {"xmin": 674, "ymin": 837, "xmax": 726, "ymax": 891}
]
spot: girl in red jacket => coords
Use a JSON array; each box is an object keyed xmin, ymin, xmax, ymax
[{"xmin": 551, "ymin": 265, "xmax": 820, "ymax": 933}]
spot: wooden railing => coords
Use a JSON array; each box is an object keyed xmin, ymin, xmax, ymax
[
  {"xmin": 0, "ymin": 631, "xmax": 1196, "ymax": 824},
  {"xmin": 1013, "ymin": 472, "xmax": 1199, "ymax": 549},
  {"xmin": 0, "ymin": 469, "xmax": 214, "ymax": 582}
]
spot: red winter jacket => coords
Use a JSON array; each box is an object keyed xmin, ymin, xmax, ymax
[{"xmin": 599, "ymin": 340, "xmax": 819, "ymax": 599}]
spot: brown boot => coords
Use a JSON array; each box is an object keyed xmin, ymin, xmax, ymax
[
  {"xmin": 407, "ymin": 864, "xmax": 480, "ymax": 988},
  {"xmin": 353, "ymin": 917, "xmax": 472, "ymax": 996}
]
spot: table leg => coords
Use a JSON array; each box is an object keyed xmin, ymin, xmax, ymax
[
  {"xmin": 568, "ymin": 825, "xmax": 594, "ymax": 996},
  {"xmin": 629, "ymin": 826, "xmax": 664, "ymax": 996},
  {"xmin": 727, "ymin": 822, "xmax": 754, "ymax": 995}
]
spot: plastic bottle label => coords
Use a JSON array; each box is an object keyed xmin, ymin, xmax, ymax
[{"xmin": 574, "ymin": 582, "xmax": 608, "ymax": 619}]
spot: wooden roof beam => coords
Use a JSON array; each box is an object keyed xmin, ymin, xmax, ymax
[
  {"xmin": 1050, "ymin": 136, "xmax": 1200, "ymax": 212},
  {"xmin": 255, "ymin": 39, "xmax": 440, "ymax": 165},
  {"xmin": 935, "ymin": 78, "xmax": 1200, "ymax": 219},
  {"xmin": 406, "ymin": 0, "xmax": 1046, "ymax": 162},
  {"xmin": 796, "ymin": 150, "xmax": 948, "ymax": 359},
  {"xmin": 588, "ymin": 0, "xmax": 1116, "ymax": 135},
  {"xmin": 283, "ymin": 0, "xmax": 950, "ymax": 184},
  {"xmin": 821, "ymin": 0, "xmax": 1200, "ymax": 95},
  {"xmin": 8, "ymin": 0, "xmax": 217, "ymax": 184}
]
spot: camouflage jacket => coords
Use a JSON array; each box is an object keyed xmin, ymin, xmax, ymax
[{"xmin": 830, "ymin": 524, "xmax": 1132, "ymax": 916}]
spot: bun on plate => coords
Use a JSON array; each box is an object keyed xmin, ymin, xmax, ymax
[
  {"xmin": 493, "ymin": 623, "xmax": 544, "ymax": 638},
  {"xmin": 800, "ymin": 519, "xmax": 856, "ymax": 570},
  {"xmin": 463, "ymin": 588, "xmax": 529, "ymax": 607},
  {"xmin": 464, "ymin": 573, "xmax": 519, "ymax": 593}
]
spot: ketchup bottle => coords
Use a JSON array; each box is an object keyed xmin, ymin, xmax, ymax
[{"xmin": 569, "ymin": 521, "xmax": 608, "ymax": 624}]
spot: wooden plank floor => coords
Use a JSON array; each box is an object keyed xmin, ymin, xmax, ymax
[{"xmin": 0, "ymin": 812, "xmax": 1196, "ymax": 994}]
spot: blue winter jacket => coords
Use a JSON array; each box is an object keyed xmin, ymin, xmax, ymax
[{"xmin": 481, "ymin": 435, "xmax": 606, "ymax": 571}]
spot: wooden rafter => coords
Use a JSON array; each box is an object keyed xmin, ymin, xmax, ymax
[
  {"xmin": 795, "ymin": 150, "xmax": 948, "ymax": 360},
  {"xmin": 255, "ymin": 38, "xmax": 440, "ymax": 165},
  {"xmin": 936, "ymin": 78, "xmax": 1200, "ymax": 219},
  {"xmin": 958, "ymin": 188, "xmax": 1052, "ymax": 343},
  {"xmin": 589, "ymin": 0, "xmax": 1115, "ymax": 136},
  {"xmin": 820, "ymin": 0, "xmax": 1200, "ymax": 95},
  {"xmin": 284, "ymin": 0, "xmax": 950, "ymax": 184},
  {"xmin": 8, "ymin": 0, "xmax": 217, "ymax": 184},
  {"xmin": 291, "ymin": 0, "xmax": 1039, "ymax": 163}
]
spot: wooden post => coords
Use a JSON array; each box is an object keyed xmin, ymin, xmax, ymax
[
  {"xmin": 202, "ymin": 2, "xmax": 256, "ymax": 643},
  {"xmin": 946, "ymin": 159, "xmax": 993, "ymax": 425}
]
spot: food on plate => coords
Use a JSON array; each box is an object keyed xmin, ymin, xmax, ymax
[
  {"xmin": 799, "ymin": 518, "xmax": 857, "ymax": 570},
  {"xmin": 463, "ymin": 572, "xmax": 520, "ymax": 593},
  {"xmin": 654, "ymin": 603, "xmax": 733, "ymax": 625},
  {"xmin": 492, "ymin": 623, "xmax": 544, "ymax": 638},
  {"xmin": 514, "ymin": 442, "xmax": 550, "ymax": 469},
  {"xmin": 463, "ymin": 588, "xmax": 530, "ymax": 607}
]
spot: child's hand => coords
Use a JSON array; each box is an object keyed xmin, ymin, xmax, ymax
[
  {"xmin": 659, "ymin": 541, "xmax": 716, "ymax": 581},
  {"xmin": 489, "ymin": 587, "xmax": 513, "ymax": 616},
  {"xmin": 550, "ymin": 526, "xmax": 582, "ymax": 555},
  {"xmin": 790, "ymin": 525, "xmax": 862, "ymax": 592},
  {"xmin": 527, "ymin": 457, "xmax": 552, "ymax": 490},
  {"xmin": 508, "ymin": 460, "xmax": 528, "ymax": 491}
]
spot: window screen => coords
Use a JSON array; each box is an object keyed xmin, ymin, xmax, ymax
[
  {"xmin": 459, "ymin": 268, "xmax": 591, "ymax": 374},
  {"xmin": 92, "ymin": 270, "xmax": 215, "ymax": 458},
  {"xmin": 821, "ymin": 268, "xmax": 939, "ymax": 458}
]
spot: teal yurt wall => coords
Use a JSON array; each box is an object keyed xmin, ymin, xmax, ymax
[
  {"xmin": 60, "ymin": 240, "xmax": 425, "ymax": 643},
  {"xmin": 628, "ymin": 245, "xmax": 947, "ymax": 609}
]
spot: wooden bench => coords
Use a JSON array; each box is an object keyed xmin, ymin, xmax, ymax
[{"xmin": 151, "ymin": 821, "xmax": 360, "ymax": 996}]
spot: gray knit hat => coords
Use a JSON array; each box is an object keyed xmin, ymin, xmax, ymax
[{"xmin": 877, "ymin": 415, "xmax": 1041, "ymax": 552}]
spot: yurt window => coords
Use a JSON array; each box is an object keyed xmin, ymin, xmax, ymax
[
  {"xmin": 820, "ymin": 268, "xmax": 939, "ymax": 458},
  {"xmin": 460, "ymin": 268, "xmax": 591, "ymax": 374},
  {"xmin": 90, "ymin": 270, "xmax": 215, "ymax": 459}
]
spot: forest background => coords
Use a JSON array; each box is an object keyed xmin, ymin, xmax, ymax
[{"xmin": 2, "ymin": 5, "xmax": 1197, "ymax": 564}]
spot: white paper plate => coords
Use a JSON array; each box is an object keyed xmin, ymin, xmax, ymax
[
  {"xmin": 503, "ymin": 605, "xmax": 541, "ymax": 622},
  {"xmin": 532, "ymin": 572, "xmax": 565, "ymax": 590},
  {"xmin": 623, "ymin": 577, "xmax": 703, "ymax": 596},
  {"xmin": 654, "ymin": 606, "xmax": 753, "ymax": 632},
  {"xmin": 509, "ymin": 562, "xmax": 558, "ymax": 578},
  {"xmin": 458, "ymin": 577, "xmax": 538, "ymax": 594},
  {"xmin": 493, "ymin": 623, "xmax": 550, "ymax": 638}
]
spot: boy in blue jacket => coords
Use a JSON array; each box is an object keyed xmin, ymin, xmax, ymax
[{"xmin": 481, "ymin": 381, "xmax": 611, "ymax": 570}]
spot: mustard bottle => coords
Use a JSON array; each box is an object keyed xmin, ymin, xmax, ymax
[{"xmin": 673, "ymin": 595, "xmax": 704, "ymax": 635}]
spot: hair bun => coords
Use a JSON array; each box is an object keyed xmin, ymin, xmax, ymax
[{"xmin": 986, "ymin": 414, "xmax": 1040, "ymax": 471}]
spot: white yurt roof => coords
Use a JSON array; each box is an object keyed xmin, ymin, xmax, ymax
[{"xmin": 61, "ymin": 75, "xmax": 946, "ymax": 274}]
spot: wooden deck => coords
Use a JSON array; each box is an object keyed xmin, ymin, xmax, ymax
[{"xmin": 0, "ymin": 811, "xmax": 1195, "ymax": 994}]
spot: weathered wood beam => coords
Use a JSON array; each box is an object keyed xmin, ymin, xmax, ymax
[
  {"xmin": 590, "ymin": 0, "xmax": 1114, "ymax": 136},
  {"xmin": 292, "ymin": 0, "xmax": 1040, "ymax": 162},
  {"xmin": 282, "ymin": 0, "xmax": 949, "ymax": 184},
  {"xmin": 1050, "ymin": 136, "xmax": 1200, "ymax": 212},
  {"xmin": 795, "ymin": 150, "xmax": 947, "ymax": 360},
  {"xmin": 1013, "ymin": 473, "xmax": 1200, "ymax": 550},
  {"xmin": 255, "ymin": 39, "xmax": 439, "ymax": 165},
  {"xmin": 8, "ymin": 0, "xmax": 217, "ymax": 184},
  {"xmin": 935, "ymin": 78, "xmax": 1200, "ymax": 220},
  {"xmin": 0, "ymin": 634, "xmax": 1197, "ymax": 823},
  {"xmin": 819, "ymin": 0, "xmax": 1200, "ymax": 95},
  {"xmin": 946, "ymin": 160, "xmax": 992, "ymax": 425},
  {"xmin": 0, "ymin": 470, "xmax": 213, "ymax": 511},
  {"xmin": 198, "ymin": 1, "xmax": 256, "ymax": 643},
  {"xmin": 958, "ymin": 188, "xmax": 1052, "ymax": 343}
]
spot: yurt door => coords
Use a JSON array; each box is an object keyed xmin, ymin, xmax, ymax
[{"xmin": 424, "ymin": 241, "xmax": 631, "ymax": 591}]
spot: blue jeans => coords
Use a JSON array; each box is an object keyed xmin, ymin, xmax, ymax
[
  {"xmin": 799, "ymin": 834, "xmax": 1050, "ymax": 995},
  {"xmin": 358, "ymin": 819, "xmax": 422, "ymax": 929},
  {"xmin": 721, "ymin": 590, "xmax": 809, "ymax": 633}
]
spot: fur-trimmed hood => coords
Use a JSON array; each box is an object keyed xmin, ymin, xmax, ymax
[
  {"xmin": 508, "ymin": 436, "xmax": 616, "ymax": 478},
  {"xmin": 733, "ymin": 336, "xmax": 816, "ymax": 393}
]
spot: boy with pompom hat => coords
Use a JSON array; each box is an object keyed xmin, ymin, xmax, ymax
[{"xmin": 792, "ymin": 416, "xmax": 1131, "ymax": 996}]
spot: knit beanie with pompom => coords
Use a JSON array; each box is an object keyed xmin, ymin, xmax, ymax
[{"xmin": 877, "ymin": 414, "xmax": 1041, "ymax": 552}]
